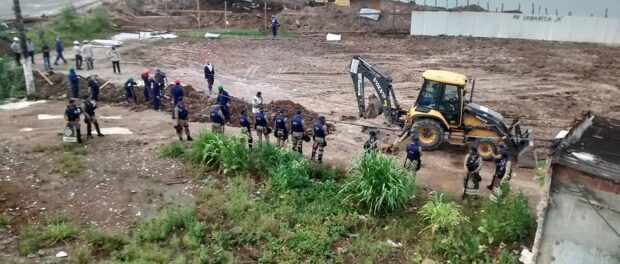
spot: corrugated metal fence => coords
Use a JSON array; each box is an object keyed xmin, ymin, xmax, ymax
[{"xmin": 410, "ymin": 11, "xmax": 620, "ymax": 44}]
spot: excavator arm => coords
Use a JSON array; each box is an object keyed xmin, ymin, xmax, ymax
[{"xmin": 350, "ymin": 55, "xmax": 403, "ymax": 124}]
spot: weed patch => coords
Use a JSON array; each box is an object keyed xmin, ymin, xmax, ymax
[
  {"xmin": 478, "ymin": 193, "xmax": 535, "ymax": 245},
  {"xmin": 341, "ymin": 151, "xmax": 415, "ymax": 215},
  {"xmin": 18, "ymin": 217, "xmax": 80, "ymax": 255},
  {"xmin": 419, "ymin": 192, "xmax": 468, "ymax": 235},
  {"xmin": 157, "ymin": 142, "xmax": 185, "ymax": 158}
]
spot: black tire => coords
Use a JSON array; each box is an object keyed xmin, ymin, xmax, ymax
[
  {"xmin": 410, "ymin": 119, "xmax": 444, "ymax": 150},
  {"xmin": 474, "ymin": 138, "xmax": 497, "ymax": 161}
]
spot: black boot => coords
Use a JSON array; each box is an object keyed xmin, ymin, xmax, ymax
[
  {"xmin": 187, "ymin": 135, "xmax": 193, "ymax": 141},
  {"xmin": 318, "ymin": 156, "xmax": 323, "ymax": 163},
  {"xmin": 86, "ymin": 122, "xmax": 93, "ymax": 139},
  {"xmin": 311, "ymin": 151, "xmax": 316, "ymax": 159},
  {"xmin": 94, "ymin": 122, "xmax": 104, "ymax": 137},
  {"xmin": 76, "ymin": 129, "xmax": 83, "ymax": 143}
]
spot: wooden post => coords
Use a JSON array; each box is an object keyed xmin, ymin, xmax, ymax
[
  {"xmin": 501, "ymin": 3, "xmax": 503, "ymax": 12},
  {"xmin": 264, "ymin": 1, "xmax": 267, "ymax": 31},
  {"xmin": 392, "ymin": 4, "xmax": 395, "ymax": 30},
  {"xmin": 605, "ymin": 8, "xmax": 608, "ymax": 18},
  {"xmin": 196, "ymin": 0, "xmax": 200, "ymax": 28},
  {"xmin": 532, "ymin": 3, "xmax": 535, "ymax": 15},
  {"xmin": 12, "ymin": 0, "xmax": 35, "ymax": 95},
  {"xmin": 518, "ymin": 4, "xmax": 521, "ymax": 11}
]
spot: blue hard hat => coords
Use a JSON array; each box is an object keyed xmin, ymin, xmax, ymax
[
  {"xmin": 498, "ymin": 144, "xmax": 506, "ymax": 150},
  {"xmin": 369, "ymin": 130, "xmax": 377, "ymax": 137},
  {"xmin": 501, "ymin": 151, "xmax": 509, "ymax": 158},
  {"xmin": 296, "ymin": 109, "xmax": 301, "ymax": 115},
  {"xmin": 412, "ymin": 135, "xmax": 419, "ymax": 141},
  {"xmin": 470, "ymin": 146, "xmax": 478, "ymax": 153}
]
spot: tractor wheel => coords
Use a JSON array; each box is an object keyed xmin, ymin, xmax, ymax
[
  {"xmin": 411, "ymin": 119, "xmax": 444, "ymax": 150},
  {"xmin": 474, "ymin": 138, "xmax": 497, "ymax": 161}
]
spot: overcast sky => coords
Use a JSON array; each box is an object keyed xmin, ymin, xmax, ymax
[{"xmin": 433, "ymin": 0, "xmax": 619, "ymax": 17}]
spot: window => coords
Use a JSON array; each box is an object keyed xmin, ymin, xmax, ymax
[
  {"xmin": 438, "ymin": 84, "xmax": 459, "ymax": 113},
  {"xmin": 417, "ymin": 80, "xmax": 441, "ymax": 108}
]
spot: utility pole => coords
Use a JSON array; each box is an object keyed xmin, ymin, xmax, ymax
[
  {"xmin": 501, "ymin": 3, "xmax": 503, "ymax": 12},
  {"xmin": 605, "ymin": 8, "xmax": 608, "ymax": 18},
  {"xmin": 264, "ymin": 1, "xmax": 267, "ymax": 31},
  {"xmin": 12, "ymin": 0, "xmax": 34, "ymax": 95},
  {"xmin": 224, "ymin": 1, "xmax": 228, "ymax": 29},
  {"xmin": 531, "ymin": 3, "xmax": 535, "ymax": 15}
]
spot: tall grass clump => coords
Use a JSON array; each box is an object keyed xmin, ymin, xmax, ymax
[
  {"xmin": 134, "ymin": 206, "xmax": 204, "ymax": 243},
  {"xmin": 158, "ymin": 142, "xmax": 185, "ymax": 158},
  {"xmin": 478, "ymin": 192, "xmax": 535, "ymax": 244},
  {"xmin": 189, "ymin": 132, "xmax": 248, "ymax": 175},
  {"xmin": 418, "ymin": 192, "xmax": 468, "ymax": 235},
  {"xmin": 18, "ymin": 217, "xmax": 80, "ymax": 255},
  {"xmin": 0, "ymin": 57, "xmax": 26, "ymax": 101},
  {"xmin": 340, "ymin": 151, "xmax": 415, "ymax": 215}
]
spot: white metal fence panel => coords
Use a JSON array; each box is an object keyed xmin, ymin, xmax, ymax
[{"xmin": 410, "ymin": 11, "xmax": 620, "ymax": 44}]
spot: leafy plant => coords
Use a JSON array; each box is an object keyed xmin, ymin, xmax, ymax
[
  {"xmin": 418, "ymin": 192, "xmax": 468, "ymax": 235},
  {"xmin": 157, "ymin": 142, "xmax": 185, "ymax": 158},
  {"xmin": 340, "ymin": 151, "xmax": 415, "ymax": 215},
  {"xmin": 478, "ymin": 193, "xmax": 534, "ymax": 244},
  {"xmin": 189, "ymin": 132, "xmax": 248, "ymax": 175},
  {"xmin": 18, "ymin": 217, "xmax": 80, "ymax": 255},
  {"xmin": 134, "ymin": 206, "xmax": 204, "ymax": 243},
  {"xmin": 269, "ymin": 158, "xmax": 311, "ymax": 191},
  {"xmin": 432, "ymin": 226, "xmax": 483, "ymax": 263}
]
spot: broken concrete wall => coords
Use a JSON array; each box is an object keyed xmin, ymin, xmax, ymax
[{"xmin": 537, "ymin": 165, "xmax": 620, "ymax": 264}]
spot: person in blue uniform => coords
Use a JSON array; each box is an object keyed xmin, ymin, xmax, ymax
[
  {"xmin": 209, "ymin": 105, "xmax": 225, "ymax": 134},
  {"xmin": 174, "ymin": 99, "xmax": 193, "ymax": 141},
  {"xmin": 311, "ymin": 116, "xmax": 328, "ymax": 163},
  {"xmin": 254, "ymin": 107, "xmax": 269, "ymax": 144},
  {"xmin": 239, "ymin": 109, "xmax": 253, "ymax": 149},
  {"xmin": 290, "ymin": 109, "xmax": 305, "ymax": 154},
  {"xmin": 273, "ymin": 109, "xmax": 288, "ymax": 148},
  {"xmin": 404, "ymin": 136, "xmax": 422, "ymax": 175}
]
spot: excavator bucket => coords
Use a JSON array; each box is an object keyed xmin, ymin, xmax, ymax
[
  {"xmin": 508, "ymin": 118, "xmax": 537, "ymax": 168},
  {"xmin": 364, "ymin": 94, "xmax": 383, "ymax": 118}
]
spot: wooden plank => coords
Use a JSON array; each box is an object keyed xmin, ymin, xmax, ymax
[
  {"xmin": 36, "ymin": 69, "xmax": 53, "ymax": 85},
  {"xmin": 99, "ymin": 81, "xmax": 110, "ymax": 89}
]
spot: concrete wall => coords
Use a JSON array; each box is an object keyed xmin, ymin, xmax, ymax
[
  {"xmin": 410, "ymin": 11, "xmax": 620, "ymax": 44},
  {"xmin": 537, "ymin": 165, "xmax": 620, "ymax": 264}
]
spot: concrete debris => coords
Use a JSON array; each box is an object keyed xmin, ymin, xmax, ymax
[
  {"xmin": 360, "ymin": 8, "xmax": 381, "ymax": 21},
  {"xmin": 519, "ymin": 248, "xmax": 533, "ymax": 264},
  {"xmin": 99, "ymin": 127, "xmax": 134, "ymax": 135},
  {"xmin": 204, "ymin": 32, "xmax": 221, "ymax": 39},
  {"xmin": 91, "ymin": 39, "xmax": 124, "ymax": 47},
  {"xmin": 0, "ymin": 100, "xmax": 46, "ymax": 110},
  {"xmin": 19, "ymin": 128, "xmax": 34, "ymax": 132},
  {"xmin": 386, "ymin": 239, "xmax": 402, "ymax": 248},
  {"xmin": 56, "ymin": 251, "xmax": 68, "ymax": 258},
  {"xmin": 326, "ymin": 33, "xmax": 341, "ymax": 42},
  {"xmin": 37, "ymin": 114, "xmax": 63, "ymax": 120}
]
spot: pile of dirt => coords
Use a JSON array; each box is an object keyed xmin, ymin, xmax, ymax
[
  {"xmin": 449, "ymin": 5, "xmax": 486, "ymax": 12},
  {"xmin": 33, "ymin": 71, "xmax": 334, "ymax": 131}
]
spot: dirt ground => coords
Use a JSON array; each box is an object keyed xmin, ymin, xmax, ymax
[{"xmin": 2, "ymin": 25, "xmax": 620, "ymax": 261}]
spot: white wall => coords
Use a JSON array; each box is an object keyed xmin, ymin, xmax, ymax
[{"xmin": 410, "ymin": 11, "xmax": 620, "ymax": 44}]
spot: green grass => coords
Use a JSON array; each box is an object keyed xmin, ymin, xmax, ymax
[
  {"xmin": 0, "ymin": 57, "xmax": 26, "ymax": 101},
  {"xmin": 418, "ymin": 192, "xmax": 469, "ymax": 235},
  {"xmin": 179, "ymin": 28, "xmax": 296, "ymax": 38},
  {"xmin": 157, "ymin": 142, "xmax": 185, "ymax": 158},
  {"xmin": 85, "ymin": 229, "xmax": 128, "ymax": 255},
  {"xmin": 18, "ymin": 217, "xmax": 80, "ymax": 255},
  {"xmin": 478, "ymin": 192, "xmax": 535, "ymax": 245},
  {"xmin": 0, "ymin": 213, "xmax": 9, "ymax": 227},
  {"xmin": 55, "ymin": 144, "xmax": 87, "ymax": 176},
  {"xmin": 23, "ymin": 6, "xmax": 111, "ymax": 54},
  {"xmin": 341, "ymin": 151, "xmax": 416, "ymax": 215}
]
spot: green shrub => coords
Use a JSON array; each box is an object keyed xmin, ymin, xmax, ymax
[
  {"xmin": 269, "ymin": 158, "xmax": 311, "ymax": 191},
  {"xmin": 189, "ymin": 132, "xmax": 248, "ymax": 175},
  {"xmin": 340, "ymin": 151, "xmax": 415, "ymax": 215},
  {"xmin": 432, "ymin": 226, "xmax": 483, "ymax": 263},
  {"xmin": 0, "ymin": 57, "xmax": 26, "ymax": 101},
  {"xmin": 158, "ymin": 142, "xmax": 185, "ymax": 158},
  {"xmin": 418, "ymin": 192, "xmax": 469, "ymax": 235},
  {"xmin": 478, "ymin": 193, "xmax": 534, "ymax": 245},
  {"xmin": 18, "ymin": 217, "xmax": 80, "ymax": 255},
  {"xmin": 86, "ymin": 229, "xmax": 128, "ymax": 254},
  {"xmin": 134, "ymin": 206, "xmax": 204, "ymax": 243}
]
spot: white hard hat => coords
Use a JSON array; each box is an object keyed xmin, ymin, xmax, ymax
[
  {"xmin": 83, "ymin": 40, "xmax": 88, "ymax": 43},
  {"xmin": 73, "ymin": 41, "xmax": 79, "ymax": 45},
  {"xmin": 13, "ymin": 37, "xmax": 19, "ymax": 41}
]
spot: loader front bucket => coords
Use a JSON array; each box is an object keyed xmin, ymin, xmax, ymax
[
  {"xmin": 516, "ymin": 129, "xmax": 537, "ymax": 168},
  {"xmin": 364, "ymin": 94, "xmax": 383, "ymax": 118}
]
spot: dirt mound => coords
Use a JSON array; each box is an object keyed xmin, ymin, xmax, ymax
[{"xmin": 449, "ymin": 5, "xmax": 486, "ymax": 12}]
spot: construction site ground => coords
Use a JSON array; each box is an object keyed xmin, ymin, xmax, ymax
[{"xmin": 2, "ymin": 31, "xmax": 620, "ymax": 260}]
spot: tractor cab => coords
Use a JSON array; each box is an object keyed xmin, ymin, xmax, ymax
[{"xmin": 410, "ymin": 70, "xmax": 468, "ymax": 129}]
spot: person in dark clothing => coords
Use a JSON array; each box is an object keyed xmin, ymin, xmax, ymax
[
  {"xmin": 487, "ymin": 147, "xmax": 512, "ymax": 191},
  {"xmin": 216, "ymin": 85, "xmax": 230, "ymax": 123},
  {"xmin": 204, "ymin": 59, "xmax": 215, "ymax": 94},
  {"xmin": 154, "ymin": 69, "xmax": 167, "ymax": 88},
  {"xmin": 41, "ymin": 42, "xmax": 52, "ymax": 70},
  {"xmin": 107, "ymin": 46, "xmax": 121, "ymax": 74},
  {"xmin": 404, "ymin": 137, "xmax": 422, "ymax": 175},
  {"xmin": 68, "ymin": 68, "xmax": 80, "ymax": 99},
  {"xmin": 274, "ymin": 109, "xmax": 288, "ymax": 147},
  {"xmin": 27, "ymin": 39, "xmax": 35, "ymax": 64},
  {"xmin": 87, "ymin": 77, "xmax": 99, "ymax": 101},
  {"xmin": 364, "ymin": 130, "xmax": 379, "ymax": 151},
  {"xmin": 311, "ymin": 116, "xmax": 328, "ymax": 163},
  {"xmin": 82, "ymin": 95, "xmax": 104, "ymax": 139},
  {"xmin": 141, "ymin": 69, "xmax": 151, "ymax": 103},
  {"xmin": 290, "ymin": 109, "xmax": 305, "ymax": 154},
  {"xmin": 239, "ymin": 109, "xmax": 253, "ymax": 149},
  {"xmin": 174, "ymin": 99, "xmax": 193, "ymax": 141},
  {"xmin": 209, "ymin": 105, "xmax": 225, "ymax": 134},
  {"xmin": 150, "ymin": 76, "xmax": 161, "ymax": 111},
  {"xmin": 271, "ymin": 15, "xmax": 280, "ymax": 40},
  {"xmin": 54, "ymin": 37, "xmax": 67, "ymax": 65},
  {"xmin": 171, "ymin": 79, "xmax": 184, "ymax": 119},
  {"xmin": 124, "ymin": 77, "xmax": 138, "ymax": 104},
  {"xmin": 64, "ymin": 99, "xmax": 83, "ymax": 143},
  {"xmin": 463, "ymin": 146, "xmax": 483, "ymax": 201},
  {"xmin": 254, "ymin": 107, "xmax": 269, "ymax": 144}
]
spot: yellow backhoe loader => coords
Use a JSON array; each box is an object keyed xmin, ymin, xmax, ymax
[{"xmin": 350, "ymin": 55, "xmax": 537, "ymax": 167}]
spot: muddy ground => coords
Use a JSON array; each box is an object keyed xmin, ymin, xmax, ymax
[{"xmin": 2, "ymin": 30, "xmax": 620, "ymax": 261}]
